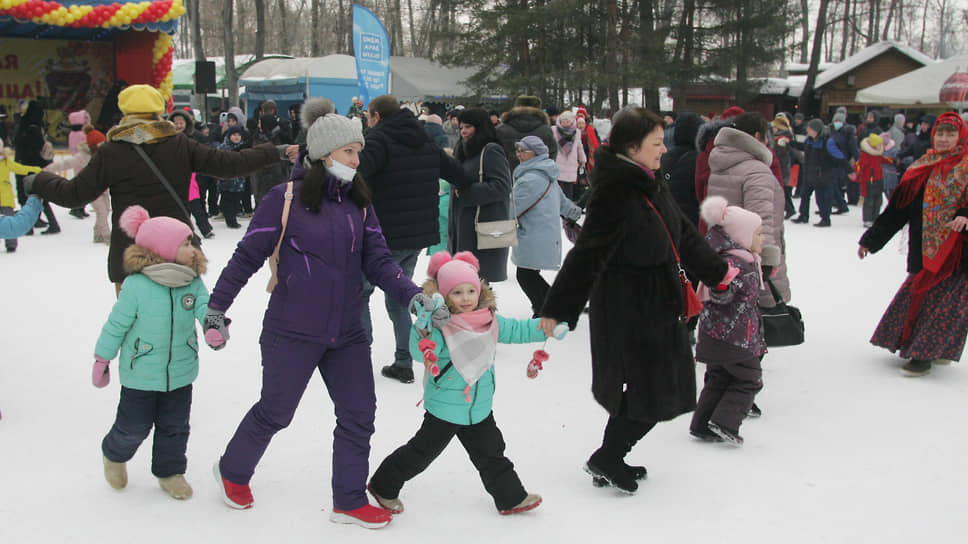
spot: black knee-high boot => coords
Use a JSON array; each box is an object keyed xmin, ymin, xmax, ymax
[{"xmin": 586, "ymin": 413, "xmax": 655, "ymax": 493}]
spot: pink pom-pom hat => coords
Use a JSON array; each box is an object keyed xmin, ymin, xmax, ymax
[
  {"xmin": 428, "ymin": 251, "xmax": 481, "ymax": 296},
  {"xmin": 700, "ymin": 196, "xmax": 761, "ymax": 250},
  {"xmin": 119, "ymin": 205, "xmax": 193, "ymax": 263}
]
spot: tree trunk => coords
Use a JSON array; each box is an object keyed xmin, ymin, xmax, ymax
[
  {"xmin": 606, "ymin": 0, "xmax": 619, "ymax": 114},
  {"xmin": 840, "ymin": 0, "xmax": 849, "ymax": 60},
  {"xmin": 254, "ymin": 0, "xmax": 265, "ymax": 59},
  {"xmin": 849, "ymin": 0, "xmax": 858, "ymax": 56},
  {"xmin": 222, "ymin": 0, "xmax": 239, "ymax": 107},
  {"xmin": 406, "ymin": 0, "xmax": 416, "ymax": 56},
  {"xmin": 800, "ymin": 0, "xmax": 829, "ymax": 115},
  {"xmin": 799, "ymin": 0, "xmax": 810, "ymax": 63},
  {"xmin": 278, "ymin": 0, "xmax": 290, "ymax": 55},
  {"xmin": 866, "ymin": 0, "xmax": 875, "ymax": 45},
  {"xmin": 882, "ymin": 0, "xmax": 896, "ymax": 40},
  {"xmin": 919, "ymin": 0, "xmax": 927, "ymax": 53}
]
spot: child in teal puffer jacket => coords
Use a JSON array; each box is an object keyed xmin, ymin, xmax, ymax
[
  {"xmin": 93, "ymin": 205, "xmax": 217, "ymax": 500},
  {"xmin": 368, "ymin": 251, "xmax": 561, "ymax": 516}
]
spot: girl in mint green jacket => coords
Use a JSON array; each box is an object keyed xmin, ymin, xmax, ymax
[
  {"xmin": 369, "ymin": 251, "xmax": 563, "ymax": 517},
  {"xmin": 93, "ymin": 206, "xmax": 214, "ymax": 501}
]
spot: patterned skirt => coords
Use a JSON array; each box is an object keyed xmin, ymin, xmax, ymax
[{"xmin": 870, "ymin": 272, "xmax": 968, "ymax": 361}]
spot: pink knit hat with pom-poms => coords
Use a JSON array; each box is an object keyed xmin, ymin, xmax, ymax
[
  {"xmin": 700, "ymin": 196, "xmax": 762, "ymax": 250},
  {"xmin": 428, "ymin": 251, "xmax": 482, "ymax": 296},
  {"xmin": 119, "ymin": 205, "xmax": 192, "ymax": 263}
]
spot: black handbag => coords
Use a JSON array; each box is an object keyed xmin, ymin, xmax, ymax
[{"xmin": 761, "ymin": 278, "xmax": 804, "ymax": 347}]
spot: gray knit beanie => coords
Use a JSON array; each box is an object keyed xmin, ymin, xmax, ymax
[
  {"xmin": 306, "ymin": 114, "xmax": 365, "ymax": 161},
  {"xmin": 832, "ymin": 111, "xmax": 846, "ymax": 124},
  {"xmin": 807, "ymin": 118, "xmax": 825, "ymax": 134}
]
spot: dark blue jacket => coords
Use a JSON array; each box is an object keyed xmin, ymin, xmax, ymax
[{"xmin": 358, "ymin": 109, "xmax": 467, "ymax": 250}]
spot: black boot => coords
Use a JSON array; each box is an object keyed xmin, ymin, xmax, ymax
[{"xmin": 584, "ymin": 415, "xmax": 653, "ymax": 494}]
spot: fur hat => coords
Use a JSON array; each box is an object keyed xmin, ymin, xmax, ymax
[
  {"xmin": 428, "ymin": 251, "xmax": 481, "ymax": 296},
  {"xmin": 84, "ymin": 125, "xmax": 106, "ymax": 150},
  {"xmin": 306, "ymin": 113, "xmax": 365, "ymax": 162},
  {"xmin": 807, "ymin": 118, "xmax": 825, "ymax": 134},
  {"xmin": 514, "ymin": 95, "xmax": 542, "ymax": 109},
  {"xmin": 771, "ymin": 114, "xmax": 791, "ymax": 132},
  {"xmin": 866, "ymin": 133, "xmax": 883, "ymax": 148},
  {"xmin": 119, "ymin": 206, "xmax": 192, "ymax": 263},
  {"xmin": 700, "ymin": 196, "xmax": 762, "ymax": 250},
  {"xmin": 118, "ymin": 84, "xmax": 165, "ymax": 115},
  {"xmin": 300, "ymin": 97, "xmax": 336, "ymax": 130}
]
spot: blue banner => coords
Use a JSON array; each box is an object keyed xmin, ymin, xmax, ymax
[{"xmin": 352, "ymin": 4, "xmax": 390, "ymax": 107}]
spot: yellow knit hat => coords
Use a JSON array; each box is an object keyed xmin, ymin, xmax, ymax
[
  {"xmin": 118, "ymin": 84, "xmax": 165, "ymax": 115},
  {"xmin": 867, "ymin": 133, "xmax": 883, "ymax": 148}
]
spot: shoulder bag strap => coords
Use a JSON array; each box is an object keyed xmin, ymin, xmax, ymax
[
  {"xmin": 474, "ymin": 143, "xmax": 517, "ymax": 226},
  {"xmin": 132, "ymin": 144, "xmax": 201, "ymax": 239},
  {"xmin": 516, "ymin": 180, "xmax": 553, "ymax": 220},
  {"xmin": 271, "ymin": 181, "xmax": 295, "ymax": 262},
  {"xmin": 642, "ymin": 196, "xmax": 682, "ymax": 265}
]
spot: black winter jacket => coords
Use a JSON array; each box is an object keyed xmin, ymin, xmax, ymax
[
  {"xmin": 357, "ymin": 109, "xmax": 468, "ymax": 250},
  {"xmin": 496, "ymin": 107, "xmax": 557, "ymax": 170},
  {"xmin": 660, "ymin": 111, "xmax": 702, "ymax": 226},
  {"xmin": 542, "ymin": 146, "xmax": 726, "ymax": 423}
]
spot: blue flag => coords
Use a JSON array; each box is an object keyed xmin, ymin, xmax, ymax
[{"xmin": 352, "ymin": 5, "xmax": 390, "ymax": 107}]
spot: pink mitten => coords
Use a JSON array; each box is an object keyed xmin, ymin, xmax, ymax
[
  {"xmin": 205, "ymin": 328, "xmax": 226, "ymax": 349},
  {"xmin": 92, "ymin": 357, "xmax": 110, "ymax": 388},
  {"xmin": 418, "ymin": 338, "xmax": 440, "ymax": 376},
  {"xmin": 717, "ymin": 264, "xmax": 741, "ymax": 291}
]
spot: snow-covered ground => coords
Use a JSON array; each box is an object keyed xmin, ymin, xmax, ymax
[{"xmin": 2, "ymin": 202, "xmax": 965, "ymax": 543}]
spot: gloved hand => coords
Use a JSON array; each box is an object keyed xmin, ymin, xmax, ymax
[
  {"xmin": 22, "ymin": 173, "xmax": 38, "ymax": 195},
  {"xmin": 717, "ymin": 264, "xmax": 741, "ymax": 291},
  {"xmin": 204, "ymin": 308, "xmax": 231, "ymax": 350},
  {"xmin": 410, "ymin": 292, "xmax": 450, "ymax": 330},
  {"xmin": 546, "ymin": 322, "xmax": 569, "ymax": 340},
  {"xmin": 92, "ymin": 356, "xmax": 110, "ymax": 388}
]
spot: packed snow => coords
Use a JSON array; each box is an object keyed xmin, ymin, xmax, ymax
[{"xmin": 1, "ymin": 202, "xmax": 964, "ymax": 543}]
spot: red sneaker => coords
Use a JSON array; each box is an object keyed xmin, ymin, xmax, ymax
[
  {"xmin": 329, "ymin": 503, "xmax": 393, "ymax": 529},
  {"xmin": 212, "ymin": 462, "xmax": 254, "ymax": 509}
]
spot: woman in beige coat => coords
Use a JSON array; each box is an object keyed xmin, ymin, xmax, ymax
[{"xmin": 706, "ymin": 112, "xmax": 791, "ymax": 306}]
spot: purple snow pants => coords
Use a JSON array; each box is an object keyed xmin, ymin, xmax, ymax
[{"xmin": 219, "ymin": 329, "xmax": 376, "ymax": 510}]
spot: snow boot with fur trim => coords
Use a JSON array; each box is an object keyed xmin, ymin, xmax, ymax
[
  {"xmin": 103, "ymin": 455, "xmax": 127, "ymax": 490},
  {"xmin": 329, "ymin": 504, "xmax": 393, "ymax": 529},
  {"xmin": 158, "ymin": 474, "xmax": 193, "ymax": 500}
]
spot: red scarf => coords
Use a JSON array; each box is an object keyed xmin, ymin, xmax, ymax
[{"xmin": 894, "ymin": 113, "xmax": 968, "ymax": 346}]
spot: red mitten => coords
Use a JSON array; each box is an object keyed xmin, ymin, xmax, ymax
[
  {"xmin": 418, "ymin": 338, "xmax": 440, "ymax": 376},
  {"xmin": 527, "ymin": 350, "xmax": 550, "ymax": 379}
]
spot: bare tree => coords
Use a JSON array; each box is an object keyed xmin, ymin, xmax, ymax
[
  {"xmin": 254, "ymin": 0, "xmax": 265, "ymax": 59},
  {"xmin": 800, "ymin": 0, "xmax": 830, "ymax": 114},
  {"xmin": 311, "ymin": 0, "xmax": 322, "ymax": 57},
  {"xmin": 800, "ymin": 0, "xmax": 810, "ymax": 63},
  {"xmin": 223, "ymin": 0, "xmax": 239, "ymax": 107},
  {"xmin": 882, "ymin": 0, "xmax": 897, "ymax": 40}
]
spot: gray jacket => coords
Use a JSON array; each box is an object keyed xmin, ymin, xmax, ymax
[{"xmin": 511, "ymin": 155, "xmax": 582, "ymax": 271}]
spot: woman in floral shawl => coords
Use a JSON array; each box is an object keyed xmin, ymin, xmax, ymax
[{"xmin": 859, "ymin": 112, "xmax": 968, "ymax": 376}]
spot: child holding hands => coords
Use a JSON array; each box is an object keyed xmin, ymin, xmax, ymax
[
  {"xmin": 93, "ymin": 205, "xmax": 219, "ymax": 499},
  {"xmin": 689, "ymin": 196, "xmax": 769, "ymax": 446},
  {"xmin": 368, "ymin": 251, "xmax": 563, "ymax": 516}
]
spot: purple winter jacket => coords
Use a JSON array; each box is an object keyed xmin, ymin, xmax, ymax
[
  {"xmin": 695, "ymin": 226, "xmax": 766, "ymax": 363},
  {"xmin": 209, "ymin": 167, "xmax": 421, "ymax": 344}
]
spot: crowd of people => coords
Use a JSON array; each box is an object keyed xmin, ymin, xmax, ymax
[{"xmin": 3, "ymin": 84, "xmax": 968, "ymax": 529}]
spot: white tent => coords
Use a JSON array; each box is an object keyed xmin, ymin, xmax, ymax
[{"xmin": 856, "ymin": 54, "xmax": 968, "ymax": 107}]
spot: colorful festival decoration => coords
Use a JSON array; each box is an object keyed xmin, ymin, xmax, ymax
[
  {"xmin": 0, "ymin": 1, "xmax": 185, "ymax": 104},
  {"xmin": 0, "ymin": 0, "xmax": 185, "ymax": 28}
]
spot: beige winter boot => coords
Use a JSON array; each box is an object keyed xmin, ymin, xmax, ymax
[
  {"xmin": 103, "ymin": 455, "xmax": 127, "ymax": 490},
  {"xmin": 499, "ymin": 493, "xmax": 542, "ymax": 515},
  {"xmin": 158, "ymin": 474, "xmax": 193, "ymax": 500}
]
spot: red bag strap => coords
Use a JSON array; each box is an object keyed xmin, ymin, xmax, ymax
[{"xmin": 642, "ymin": 196, "xmax": 683, "ymax": 266}]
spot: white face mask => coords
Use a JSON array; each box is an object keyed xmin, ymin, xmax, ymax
[{"xmin": 327, "ymin": 160, "xmax": 356, "ymax": 183}]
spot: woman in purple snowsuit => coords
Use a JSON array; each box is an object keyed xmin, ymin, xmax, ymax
[{"xmin": 206, "ymin": 111, "xmax": 424, "ymax": 529}]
